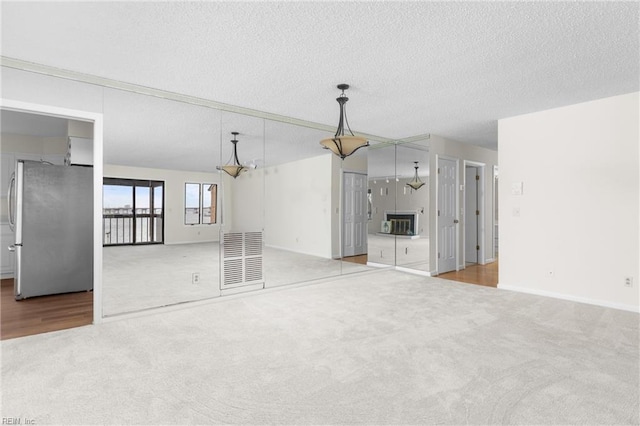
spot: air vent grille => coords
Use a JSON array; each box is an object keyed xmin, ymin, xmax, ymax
[
  {"xmin": 223, "ymin": 259, "xmax": 243, "ymax": 285},
  {"xmin": 222, "ymin": 231, "xmax": 264, "ymax": 288},
  {"xmin": 245, "ymin": 257, "xmax": 263, "ymax": 282},
  {"xmin": 223, "ymin": 233, "xmax": 243, "ymax": 258}
]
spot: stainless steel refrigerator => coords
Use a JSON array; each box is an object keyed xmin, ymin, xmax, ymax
[{"xmin": 7, "ymin": 160, "xmax": 93, "ymax": 299}]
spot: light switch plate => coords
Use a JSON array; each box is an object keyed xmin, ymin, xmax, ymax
[{"xmin": 511, "ymin": 182, "xmax": 524, "ymax": 196}]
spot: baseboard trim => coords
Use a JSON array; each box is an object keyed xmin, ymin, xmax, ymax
[
  {"xmin": 264, "ymin": 244, "xmax": 332, "ymax": 260},
  {"xmin": 366, "ymin": 261, "xmax": 393, "ymax": 269},
  {"xmin": 101, "ymin": 267, "xmax": 383, "ymax": 324},
  {"xmin": 497, "ymin": 284, "xmax": 640, "ymax": 313},
  {"xmin": 395, "ymin": 266, "xmax": 432, "ymax": 277},
  {"xmin": 164, "ymin": 240, "xmax": 219, "ymax": 245},
  {"xmin": 221, "ymin": 282, "xmax": 265, "ymax": 296}
]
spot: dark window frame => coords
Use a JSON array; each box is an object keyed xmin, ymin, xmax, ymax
[{"xmin": 103, "ymin": 177, "xmax": 165, "ymax": 246}]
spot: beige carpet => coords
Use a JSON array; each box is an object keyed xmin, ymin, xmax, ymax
[{"xmin": 2, "ymin": 270, "xmax": 638, "ymax": 425}]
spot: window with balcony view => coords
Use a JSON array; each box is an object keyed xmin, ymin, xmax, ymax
[
  {"xmin": 103, "ymin": 178, "xmax": 164, "ymax": 245},
  {"xmin": 185, "ymin": 183, "xmax": 217, "ymax": 225}
]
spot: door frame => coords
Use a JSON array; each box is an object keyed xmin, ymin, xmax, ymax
[
  {"xmin": 491, "ymin": 165, "xmax": 499, "ymax": 262},
  {"xmin": 436, "ymin": 155, "xmax": 459, "ymax": 274},
  {"xmin": 463, "ymin": 160, "xmax": 486, "ymax": 267},
  {"xmin": 1, "ymin": 98, "xmax": 104, "ymax": 324}
]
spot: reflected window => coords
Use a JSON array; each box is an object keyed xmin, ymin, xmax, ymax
[
  {"xmin": 103, "ymin": 178, "xmax": 164, "ymax": 245},
  {"xmin": 185, "ymin": 183, "xmax": 217, "ymax": 225}
]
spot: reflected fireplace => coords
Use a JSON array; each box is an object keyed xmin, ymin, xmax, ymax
[{"xmin": 383, "ymin": 211, "xmax": 419, "ymax": 236}]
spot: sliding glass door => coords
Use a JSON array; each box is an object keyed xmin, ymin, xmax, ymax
[{"xmin": 103, "ymin": 178, "xmax": 164, "ymax": 245}]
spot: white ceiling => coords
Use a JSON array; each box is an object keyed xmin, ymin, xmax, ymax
[{"xmin": 1, "ymin": 1, "xmax": 638, "ymax": 172}]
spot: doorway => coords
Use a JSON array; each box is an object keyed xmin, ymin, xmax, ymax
[
  {"xmin": 493, "ymin": 166, "xmax": 499, "ymax": 259},
  {"xmin": 1, "ymin": 99, "xmax": 103, "ymax": 337},
  {"xmin": 343, "ymin": 171, "xmax": 368, "ymax": 260},
  {"xmin": 464, "ymin": 162, "xmax": 485, "ymax": 265},
  {"xmin": 437, "ymin": 156, "xmax": 458, "ymax": 274}
]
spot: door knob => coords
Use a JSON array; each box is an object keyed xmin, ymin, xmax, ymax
[{"xmin": 453, "ymin": 219, "xmax": 459, "ymax": 224}]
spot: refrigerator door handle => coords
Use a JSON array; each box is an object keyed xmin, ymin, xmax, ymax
[{"xmin": 7, "ymin": 172, "xmax": 15, "ymax": 232}]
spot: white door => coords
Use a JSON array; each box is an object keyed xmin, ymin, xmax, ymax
[
  {"xmin": 343, "ymin": 172, "xmax": 367, "ymax": 257},
  {"xmin": 437, "ymin": 157, "xmax": 458, "ymax": 273},
  {"xmin": 465, "ymin": 166, "xmax": 479, "ymax": 263}
]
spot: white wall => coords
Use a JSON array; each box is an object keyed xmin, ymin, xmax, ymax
[
  {"xmin": 330, "ymin": 154, "xmax": 342, "ymax": 258},
  {"xmin": 263, "ymin": 154, "xmax": 335, "ymax": 258},
  {"xmin": 104, "ymin": 164, "xmax": 221, "ymax": 244},
  {"xmin": 428, "ymin": 135, "xmax": 498, "ymax": 273},
  {"xmin": 498, "ymin": 92, "xmax": 639, "ymax": 311},
  {"xmin": 226, "ymin": 167, "xmax": 263, "ymax": 232}
]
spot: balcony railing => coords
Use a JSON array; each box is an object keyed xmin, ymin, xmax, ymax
[{"xmin": 103, "ymin": 208, "xmax": 163, "ymax": 245}]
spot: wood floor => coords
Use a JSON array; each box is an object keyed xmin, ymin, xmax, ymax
[
  {"xmin": 1, "ymin": 279, "xmax": 93, "ymax": 340},
  {"xmin": 342, "ymin": 254, "xmax": 368, "ymax": 265},
  {"xmin": 438, "ymin": 260, "xmax": 499, "ymax": 288}
]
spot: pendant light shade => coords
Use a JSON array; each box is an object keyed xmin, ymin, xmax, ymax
[
  {"xmin": 320, "ymin": 84, "xmax": 369, "ymax": 159},
  {"xmin": 406, "ymin": 162, "xmax": 425, "ymax": 190},
  {"xmin": 217, "ymin": 132, "xmax": 248, "ymax": 178}
]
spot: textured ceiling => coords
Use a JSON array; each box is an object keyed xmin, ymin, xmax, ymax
[{"xmin": 1, "ymin": 1, "xmax": 638, "ymax": 169}]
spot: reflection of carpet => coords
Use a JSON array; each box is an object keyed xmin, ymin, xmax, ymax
[
  {"xmin": 3, "ymin": 270, "xmax": 638, "ymax": 424},
  {"xmin": 102, "ymin": 243, "xmax": 371, "ymax": 316},
  {"xmin": 342, "ymin": 254, "xmax": 368, "ymax": 265}
]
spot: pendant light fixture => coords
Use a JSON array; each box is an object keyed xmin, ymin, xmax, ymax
[
  {"xmin": 217, "ymin": 132, "xmax": 248, "ymax": 178},
  {"xmin": 406, "ymin": 162, "xmax": 425, "ymax": 190},
  {"xmin": 320, "ymin": 84, "xmax": 369, "ymax": 159}
]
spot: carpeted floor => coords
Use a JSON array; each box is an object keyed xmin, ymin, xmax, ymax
[{"xmin": 2, "ymin": 270, "xmax": 638, "ymax": 425}]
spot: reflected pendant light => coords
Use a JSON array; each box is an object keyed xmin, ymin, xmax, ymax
[
  {"xmin": 320, "ymin": 84, "xmax": 369, "ymax": 159},
  {"xmin": 406, "ymin": 162, "xmax": 425, "ymax": 190},
  {"xmin": 217, "ymin": 132, "xmax": 248, "ymax": 178}
]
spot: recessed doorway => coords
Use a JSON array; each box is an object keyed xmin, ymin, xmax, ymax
[{"xmin": 1, "ymin": 99, "xmax": 103, "ymax": 337}]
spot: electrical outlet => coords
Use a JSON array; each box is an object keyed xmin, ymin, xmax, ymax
[
  {"xmin": 625, "ymin": 277, "xmax": 633, "ymax": 287},
  {"xmin": 192, "ymin": 273, "xmax": 200, "ymax": 284}
]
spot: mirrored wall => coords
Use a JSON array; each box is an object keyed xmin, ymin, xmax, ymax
[
  {"xmin": 4, "ymin": 67, "xmax": 449, "ymax": 322},
  {"xmin": 101, "ymin": 88, "xmax": 223, "ymax": 315},
  {"xmin": 101, "ymin": 88, "xmax": 375, "ymax": 316},
  {"xmin": 394, "ymin": 143, "xmax": 430, "ymax": 271},
  {"xmin": 367, "ymin": 141, "xmax": 430, "ymax": 272},
  {"xmin": 262, "ymin": 120, "xmax": 342, "ymax": 287}
]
